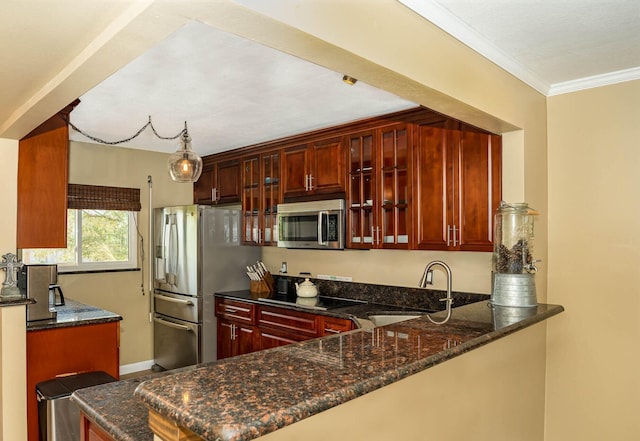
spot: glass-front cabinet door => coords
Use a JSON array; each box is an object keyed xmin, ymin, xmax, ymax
[
  {"xmin": 347, "ymin": 130, "xmax": 376, "ymax": 248},
  {"xmin": 346, "ymin": 124, "xmax": 412, "ymax": 249},
  {"xmin": 261, "ymin": 150, "xmax": 280, "ymax": 246},
  {"xmin": 242, "ymin": 155, "xmax": 260, "ymax": 244},
  {"xmin": 379, "ymin": 124, "xmax": 411, "ymax": 248},
  {"xmin": 242, "ymin": 150, "xmax": 281, "ymax": 246}
]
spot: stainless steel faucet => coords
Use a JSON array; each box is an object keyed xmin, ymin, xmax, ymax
[{"xmin": 419, "ymin": 260, "xmax": 454, "ymax": 324}]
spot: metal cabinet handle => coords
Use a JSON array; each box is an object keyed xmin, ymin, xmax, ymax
[
  {"xmin": 453, "ymin": 225, "xmax": 458, "ymax": 247},
  {"xmin": 447, "ymin": 225, "xmax": 451, "ymax": 247},
  {"xmin": 308, "ymin": 174, "xmax": 314, "ymax": 191},
  {"xmin": 153, "ymin": 317, "xmax": 192, "ymax": 332},
  {"xmin": 231, "ymin": 324, "xmax": 236, "ymax": 340},
  {"xmin": 154, "ymin": 294, "xmax": 194, "ymax": 306}
]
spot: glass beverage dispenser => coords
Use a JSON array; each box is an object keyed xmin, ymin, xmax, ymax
[{"xmin": 491, "ymin": 202, "xmax": 540, "ymax": 307}]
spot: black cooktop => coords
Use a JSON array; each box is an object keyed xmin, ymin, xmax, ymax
[{"xmin": 258, "ymin": 294, "xmax": 365, "ymax": 311}]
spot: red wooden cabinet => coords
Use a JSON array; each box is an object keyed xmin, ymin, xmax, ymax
[
  {"xmin": 346, "ymin": 124, "xmax": 412, "ymax": 249},
  {"xmin": 193, "ymin": 158, "xmax": 241, "ymax": 205},
  {"xmin": 282, "ymin": 137, "xmax": 345, "ymax": 199},
  {"xmin": 413, "ymin": 126, "xmax": 501, "ymax": 251},
  {"xmin": 26, "ymin": 321, "xmax": 120, "ymax": 441}
]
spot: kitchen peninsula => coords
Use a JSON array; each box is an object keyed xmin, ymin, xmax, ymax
[{"xmin": 73, "ymin": 294, "xmax": 563, "ymax": 441}]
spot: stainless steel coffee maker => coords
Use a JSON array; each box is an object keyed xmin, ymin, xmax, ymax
[{"xmin": 18, "ymin": 264, "xmax": 58, "ymax": 322}]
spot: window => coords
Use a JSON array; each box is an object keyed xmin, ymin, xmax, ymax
[{"xmin": 23, "ymin": 209, "xmax": 139, "ymax": 272}]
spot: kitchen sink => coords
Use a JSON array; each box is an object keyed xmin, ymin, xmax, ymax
[{"xmin": 357, "ymin": 312, "xmax": 426, "ymax": 329}]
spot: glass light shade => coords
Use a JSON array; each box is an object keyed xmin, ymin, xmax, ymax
[{"xmin": 167, "ymin": 134, "xmax": 203, "ymax": 183}]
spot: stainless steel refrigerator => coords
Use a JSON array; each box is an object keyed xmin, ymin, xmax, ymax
[{"xmin": 153, "ymin": 204, "xmax": 260, "ymax": 370}]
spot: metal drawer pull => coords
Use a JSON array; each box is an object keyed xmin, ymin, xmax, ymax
[
  {"xmin": 153, "ymin": 317, "xmax": 192, "ymax": 332},
  {"xmin": 154, "ymin": 294, "xmax": 194, "ymax": 306}
]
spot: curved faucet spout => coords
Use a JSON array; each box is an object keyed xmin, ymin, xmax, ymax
[{"xmin": 419, "ymin": 260, "xmax": 454, "ymax": 325}]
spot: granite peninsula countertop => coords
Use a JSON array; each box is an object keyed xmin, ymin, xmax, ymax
[
  {"xmin": 26, "ymin": 298, "xmax": 122, "ymax": 331},
  {"xmin": 73, "ymin": 298, "xmax": 563, "ymax": 441}
]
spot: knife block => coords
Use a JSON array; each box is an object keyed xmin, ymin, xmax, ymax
[{"xmin": 250, "ymin": 280, "xmax": 272, "ymax": 294}]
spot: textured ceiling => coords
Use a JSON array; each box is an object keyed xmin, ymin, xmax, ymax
[{"xmin": 68, "ymin": 21, "xmax": 417, "ymax": 156}]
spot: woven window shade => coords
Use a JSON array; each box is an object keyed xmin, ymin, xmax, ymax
[{"xmin": 68, "ymin": 184, "xmax": 141, "ymax": 211}]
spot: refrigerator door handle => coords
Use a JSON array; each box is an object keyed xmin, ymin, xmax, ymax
[
  {"xmin": 154, "ymin": 294, "xmax": 194, "ymax": 306},
  {"xmin": 153, "ymin": 316, "xmax": 192, "ymax": 332}
]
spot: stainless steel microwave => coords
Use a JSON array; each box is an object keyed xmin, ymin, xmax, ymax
[{"xmin": 277, "ymin": 199, "xmax": 345, "ymax": 249}]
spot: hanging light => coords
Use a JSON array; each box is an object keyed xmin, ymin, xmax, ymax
[
  {"xmin": 167, "ymin": 122, "xmax": 203, "ymax": 183},
  {"xmin": 63, "ymin": 114, "xmax": 204, "ymax": 184}
]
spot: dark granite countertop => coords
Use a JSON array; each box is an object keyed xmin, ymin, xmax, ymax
[
  {"xmin": 26, "ymin": 298, "xmax": 122, "ymax": 331},
  {"xmin": 128, "ymin": 300, "xmax": 563, "ymax": 441},
  {"xmin": 0, "ymin": 296, "xmax": 34, "ymax": 307}
]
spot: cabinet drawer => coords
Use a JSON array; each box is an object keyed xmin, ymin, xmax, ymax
[
  {"xmin": 257, "ymin": 305, "xmax": 318, "ymax": 337},
  {"xmin": 215, "ymin": 298, "xmax": 256, "ymax": 325},
  {"xmin": 320, "ymin": 316, "xmax": 354, "ymax": 336}
]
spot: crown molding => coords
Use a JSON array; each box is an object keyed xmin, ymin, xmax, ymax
[
  {"xmin": 548, "ymin": 66, "xmax": 640, "ymax": 96},
  {"xmin": 398, "ymin": 0, "xmax": 551, "ymax": 95}
]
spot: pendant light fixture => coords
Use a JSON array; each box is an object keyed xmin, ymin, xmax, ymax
[
  {"xmin": 64, "ymin": 115, "xmax": 204, "ymax": 183},
  {"xmin": 167, "ymin": 123, "xmax": 203, "ymax": 183}
]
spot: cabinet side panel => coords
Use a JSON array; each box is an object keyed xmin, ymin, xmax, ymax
[{"xmin": 17, "ymin": 124, "xmax": 69, "ymax": 248}]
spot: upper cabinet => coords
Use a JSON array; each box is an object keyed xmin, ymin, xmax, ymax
[
  {"xmin": 241, "ymin": 150, "xmax": 281, "ymax": 246},
  {"xmin": 195, "ymin": 107, "xmax": 501, "ymax": 251},
  {"xmin": 413, "ymin": 126, "xmax": 501, "ymax": 251},
  {"xmin": 17, "ymin": 101, "xmax": 78, "ymax": 249},
  {"xmin": 282, "ymin": 137, "xmax": 345, "ymax": 199},
  {"xmin": 193, "ymin": 158, "xmax": 241, "ymax": 205},
  {"xmin": 346, "ymin": 124, "xmax": 412, "ymax": 249}
]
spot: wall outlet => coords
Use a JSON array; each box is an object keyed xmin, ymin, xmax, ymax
[{"xmin": 316, "ymin": 274, "xmax": 352, "ymax": 282}]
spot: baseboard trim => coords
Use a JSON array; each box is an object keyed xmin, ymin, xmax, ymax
[{"xmin": 120, "ymin": 360, "xmax": 155, "ymax": 376}]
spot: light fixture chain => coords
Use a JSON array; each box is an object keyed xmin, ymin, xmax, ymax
[{"xmin": 60, "ymin": 114, "xmax": 187, "ymax": 145}]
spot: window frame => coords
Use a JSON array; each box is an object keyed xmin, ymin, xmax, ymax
[{"xmin": 22, "ymin": 209, "xmax": 139, "ymax": 273}]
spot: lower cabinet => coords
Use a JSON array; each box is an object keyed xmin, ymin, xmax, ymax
[
  {"xmin": 217, "ymin": 319, "xmax": 259, "ymax": 359},
  {"xmin": 81, "ymin": 413, "xmax": 115, "ymax": 441},
  {"xmin": 26, "ymin": 321, "xmax": 120, "ymax": 441},
  {"xmin": 215, "ymin": 298, "xmax": 355, "ymax": 359}
]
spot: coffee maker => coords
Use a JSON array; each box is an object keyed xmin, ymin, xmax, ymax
[{"xmin": 18, "ymin": 264, "xmax": 58, "ymax": 322}]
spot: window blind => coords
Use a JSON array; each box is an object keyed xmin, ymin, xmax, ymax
[{"xmin": 67, "ymin": 184, "xmax": 141, "ymax": 211}]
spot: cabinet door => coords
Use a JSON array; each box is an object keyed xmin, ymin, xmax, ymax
[
  {"xmin": 235, "ymin": 323, "xmax": 258, "ymax": 356},
  {"xmin": 379, "ymin": 124, "xmax": 411, "ymax": 249},
  {"xmin": 346, "ymin": 130, "xmax": 376, "ymax": 248},
  {"xmin": 216, "ymin": 159, "xmax": 241, "ymax": 204},
  {"xmin": 217, "ymin": 319, "xmax": 235, "ymax": 360},
  {"xmin": 282, "ymin": 144, "xmax": 309, "ymax": 198},
  {"xmin": 261, "ymin": 151, "xmax": 281, "ymax": 246},
  {"xmin": 414, "ymin": 126, "xmax": 452, "ymax": 250},
  {"xmin": 414, "ymin": 126, "xmax": 501, "ymax": 251},
  {"xmin": 456, "ymin": 131, "xmax": 501, "ymax": 251},
  {"xmin": 17, "ymin": 116, "xmax": 70, "ymax": 248},
  {"xmin": 310, "ymin": 137, "xmax": 345, "ymax": 195},
  {"xmin": 194, "ymin": 161, "xmax": 215, "ymax": 204},
  {"xmin": 242, "ymin": 155, "xmax": 260, "ymax": 244}
]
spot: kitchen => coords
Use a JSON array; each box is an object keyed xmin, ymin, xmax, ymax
[{"xmin": 1, "ymin": 1, "xmax": 639, "ymax": 441}]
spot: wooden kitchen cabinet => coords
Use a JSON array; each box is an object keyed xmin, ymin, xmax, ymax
[
  {"xmin": 193, "ymin": 157, "xmax": 241, "ymax": 205},
  {"xmin": 413, "ymin": 126, "xmax": 501, "ymax": 251},
  {"xmin": 347, "ymin": 124, "xmax": 412, "ymax": 249},
  {"xmin": 282, "ymin": 137, "xmax": 345, "ymax": 199},
  {"xmin": 17, "ymin": 101, "xmax": 78, "ymax": 248},
  {"xmin": 81, "ymin": 413, "xmax": 115, "ymax": 441},
  {"xmin": 241, "ymin": 150, "xmax": 281, "ymax": 245},
  {"xmin": 257, "ymin": 305, "xmax": 318, "ymax": 351},
  {"xmin": 215, "ymin": 298, "xmax": 259, "ymax": 359},
  {"xmin": 215, "ymin": 298, "xmax": 355, "ymax": 358},
  {"xmin": 320, "ymin": 315, "xmax": 355, "ymax": 336},
  {"xmin": 26, "ymin": 321, "xmax": 120, "ymax": 441}
]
